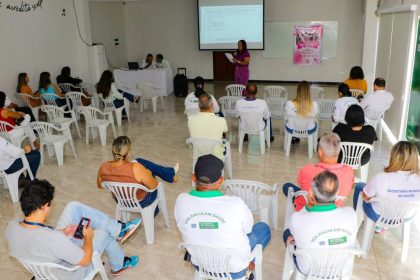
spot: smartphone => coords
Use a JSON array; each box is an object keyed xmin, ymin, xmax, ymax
[{"xmin": 74, "ymin": 217, "xmax": 90, "ymax": 239}]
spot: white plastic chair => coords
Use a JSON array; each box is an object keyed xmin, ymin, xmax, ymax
[
  {"xmin": 78, "ymin": 106, "xmax": 117, "ymax": 146},
  {"xmin": 317, "ymin": 99, "xmax": 335, "ymax": 121},
  {"xmin": 13, "ymin": 251, "xmax": 108, "ymax": 280},
  {"xmin": 41, "ymin": 93, "xmax": 69, "ymax": 108},
  {"xmin": 267, "ymin": 97, "xmax": 287, "ymax": 120},
  {"xmin": 225, "ymin": 84, "xmax": 246, "ymax": 98},
  {"xmin": 41, "ymin": 105, "xmax": 81, "ymax": 139},
  {"xmin": 238, "ymin": 112, "xmax": 270, "ymax": 155},
  {"xmin": 0, "ymin": 155, "xmax": 34, "ymax": 203},
  {"xmin": 310, "ymin": 86, "xmax": 325, "ymax": 100},
  {"xmin": 58, "ymin": 83, "xmax": 79, "ymax": 93},
  {"xmin": 31, "ymin": 122, "xmax": 77, "ymax": 166},
  {"xmin": 284, "ymin": 187, "xmax": 308, "ymax": 229},
  {"xmin": 186, "ymin": 138, "xmax": 233, "ymax": 179},
  {"xmin": 16, "ymin": 93, "xmax": 41, "ymax": 120},
  {"xmin": 222, "ymin": 180, "xmax": 279, "ymax": 230},
  {"xmin": 138, "ymin": 83, "xmax": 161, "ymax": 113},
  {"xmin": 66, "ymin": 91, "xmax": 94, "ymax": 108},
  {"xmin": 0, "ymin": 121, "xmax": 32, "ymax": 148},
  {"xmin": 282, "ymin": 243, "xmax": 361, "ymax": 280},
  {"xmin": 101, "ymin": 181, "xmax": 170, "ymax": 245},
  {"xmin": 365, "ymin": 109, "xmax": 384, "ymax": 141},
  {"xmin": 350, "ymin": 89, "xmax": 364, "ymax": 99},
  {"xmin": 356, "ymin": 194, "xmax": 419, "ymax": 262},
  {"xmin": 180, "ymin": 243, "xmax": 263, "ymax": 280},
  {"xmin": 264, "ymin": 86, "xmax": 288, "ymax": 100},
  {"xmin": 219, "ymin": 96, "xmax": 240, "ymax": 118},
  {"xmin": 284, "ymin": 116, "xmax": 318, "ymax": 158},
  {"xmin": 99, "ymin": 95, "xmax": 130, "ymax": 127},
  {"xmin": 340, "ymin": 142, "xmax": 373, "ymax": 182}
]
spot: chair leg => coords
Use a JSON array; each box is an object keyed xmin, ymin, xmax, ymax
[
  {"xmin": 124, "ymin": 99, "xmax": 130, "ymax": 121},
  {"xmin": 259, "ymin": 208, "xmax": 269, "ymax": 225},
  {"xmin": 157, "ymin": 186, "xmax": 170, "ymax": 228},
  {"xmin": 152, "ymin": 98, "xmax": 157, "ymax": 113},
  {"xmin": 356, "ymin": 194, "xmax": 365, "ymax": 230},
  {"xmin": 252, "ymin": 244, "xmax": 263, "ymax": 280},
  {"xmin": 225, "ymin": 143, "xmax": 233, "ymax": 179},
  {"xmin": 259, "ymin": 133, "xmax": 265, "ymax": 155},
  {"xmin": 142, "ymin": 205, "xmax": 156, "ymax": 244},
  {"xmin": 238, "ymin": 130, "xmax": 245, "ymax": 154},
  {"xmin": 194, "ymin": 270, "xmax": 200, "ymax": 280},
  {"xmin": 115, "ymin": 110, "xmax": 122, "ymax": 127},
  {"xmin": 361, "ymin": 163, "xmax": 369, "ymax": 182},
  {"xmin": 5, "ymin": 173, "xmax": 20, "ymax": 203},
  {"xmin": 401, "ymin": 220, "xmax": 412, "ymax": 262},
  {"xmin": 285, "ymin": 133, "xmax": 292, "ymax": 157},
  {"xmin": 308, "ymin": 135, "xmax": 313, "ymax": 158},
  {"xmin": 98, "ymin": 126, "xmax": 107, "ymax": 146},
  {"xmin": 85, "ymin": 126, "xmax": 89, "ymax": 144},
  {"xmin": 270, "ymin": 193, "xmax": 279, "ymax": 230},
  {"xmin": 68, "ymin": 138, "xmax": 78, "ymax": 159},
  {"xmin": 361, "ymin": 217, "xmax": 376, "ymax": 259},
  {"xmin": 282, "ymin": 247, "xmax": 294, "ymax": 280},
  {"xmin": 53, "ymin": 142, "xmax": 65, "ymax": 166}
]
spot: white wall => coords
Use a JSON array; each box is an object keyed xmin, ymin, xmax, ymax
[
  {"xmin": 0, "ymin": 0, "xmax": 91, "ymax": 102},
  {"xmin": 89, "ymin": 1, "xmax": 127, "ymax": 68},
  {"xmin": 124, "ymin": 0, "xmax": 365, "ymax": 82}
]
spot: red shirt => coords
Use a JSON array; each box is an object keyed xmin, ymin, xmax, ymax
[{"xmin": 0, "ymin": 109, "xmax": 16, "ymax": 131}]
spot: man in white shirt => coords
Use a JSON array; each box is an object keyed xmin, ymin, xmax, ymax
[
  {"xmin": 141, "ymin": 53, "xmax": 154, "ymax": 69},
  {"xmin": 188, "ymin": 93, "xmax": 228, "ymax": 159},
  {"xmin": 0, "ymin": 136, "xmax": 40, "ymax": 179},
  {"xmin": 284, "ymin": 171, "xmax": 357, "ymax": 275},
  {"xmin": 360, "ymin": 77, "xmax": 394, "ymax": 116},
  {"xmin": 154, "ymin": 54, "xmax": 171, "ymax": 69},
  {"xmin": 236, "ymin": 84, "xmax": 274, "ymax": 142},
  {"xmin": 184, "ymin": 76, "xmax": 220, "ymax": 115},
  {"xmin": 174, "ymin": 155, "xmax": 271, "ymax": 279}
]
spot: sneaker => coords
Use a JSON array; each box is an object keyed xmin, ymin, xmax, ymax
[
  {"xmin": 374, "ymin": 226, "xmax": 385, "ymax": 234},
  {"xmin": 118, "ymin": 218, "xmax": 141, "ymax": 244},
  {"xmin": 270, "ymin": 136, "xmax": 275, "ymax": 142},
  {"xmin": 111, "ymin": 256, "xmax": 139, "ymax": 276},
  {"xmin": 291, "ymin": 137, "xmax": 300, "ymax": 145}
]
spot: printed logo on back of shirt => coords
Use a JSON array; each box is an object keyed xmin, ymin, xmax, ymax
[
  {"xmin": 199, "ymin": 222, "xmax": 219, "ymax": 229},
  {"xmin": 328, "ymin": 236, "xmax": 347, "ymax": 245}
]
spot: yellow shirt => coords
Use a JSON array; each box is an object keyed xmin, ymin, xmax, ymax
[{"xmin": 344, "ymin": 79, "xmax": 368, "ymax": 93}]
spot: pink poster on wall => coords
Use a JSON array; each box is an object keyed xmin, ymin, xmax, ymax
[{"xmin": 293, "ymin": 24, "xmax": 323, "ymax": 65}]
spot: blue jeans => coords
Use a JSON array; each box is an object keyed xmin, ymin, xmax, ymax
[
  {"xmin": 56, "ymin": 202, "xmax": 125, "ymax": 273},
  {"xmin": 195, "ymin": 222, "xmax": 271, "ymax": 279},
  {"xmin": 5, "ymin": 150, "xmax": 41, "ymax": 178},
  {"xmin": 136, "ymin": 158, "xmax": 175, "ymax": 183},
  {"xmin": 55, "ymin": 98, "xmax": 67, "ymax": 108},
  {"xmin": 353, "ymin": 182, "xmax": 380, "ymax": 222},
  {"xmin": 282, "ymin": 183, "xmax": 301, "ymax": 197}
]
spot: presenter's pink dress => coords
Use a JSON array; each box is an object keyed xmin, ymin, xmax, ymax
[{"xmin": 234, "ymin": 50, "xmax": 250, "ymax": 96}]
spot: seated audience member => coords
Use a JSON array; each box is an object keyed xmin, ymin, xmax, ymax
[
  {"xmin": 344, "ymin": 66, "xmax": 368, "ymax": 96},
  {"xmin": 97, "ymin": 136, "xmax": 179, "ymax": 210},
  {"xmin": 360, "ymin": 77, "xmax": 394, "ymax": 116},
  {"xmin": 353, "ymin": 141, "xmax": 420, "ymax": 233},
  {"xmin": 56, "ymin": 66, "xmax": 83, "ymax": 92},
  {"xmin": 17, "ymin": 72, "xmax": 41, "ymax": 108},
  {"xmin": 285, "ymin": 81, "xmax": 319, "ymax": 144},
  {"xmin": 38, "ymin": 72, "xmax": 67, "ymax": 107},
  {"xmin": 175, "ymin": 155, "xmax": 271, "ymax": 279},
  {"xmin": 96, "ymin": 70, "xmax": 139, "ymax": 117},
  {"xmin": 0, "ymin": 92, "xmax": 39, "ymax": 149},
  {"xmin": 141, "ymin": 54, "xmax": 154, "ymax": 69},
  {"xmin": 0, "ymin": 136, "xmax": 40, "ymax": 179},
  {"xmin": 154, "ymin": 54, "xmax": 170, "ymax": 69},
  {"xmin": 184, "ymin": 76, "xmax": 220, "ymax": 115},
  {"xmin": 283, "ymin": 171, "xmax": 357, "ymax": 275},
  {"xmin": 3, "ymin": 92, "xmax": 36, "ymax": 122},
  {"xmin": 283, "ymin": 132, "xmax": 355, "ymax": 209},
  {"xmin": 188, "ymin": 92, "xmax": 228, "ymax": 160},
  {"xmin": 6, "ymin": 179, "xmax": 140, "ymax": 277},
  {"xmin": 333, "ymin": 83, "xmax": 359, "ymax": 126},
  {"xmin": 236, "ymin": 83, "xmax": 274, "ymax": 142},
  {"xmin": 333, "ymin": 105, "xmax": 377, "ymax": 166}
]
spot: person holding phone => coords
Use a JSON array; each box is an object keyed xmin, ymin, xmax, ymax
[
  {"xmin": 5, "ymin": 179, "xmax": 141, "ymax": 277},
  {"xmin": 232, "ymin": 39, "xmax": 250, "ymax": 96}
]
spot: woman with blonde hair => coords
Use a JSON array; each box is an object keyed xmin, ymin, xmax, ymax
[
  {"xmin": 97, "ymin": 136, "xmax": 179, "ymax": 211},
  {"xmin": 285, "ymin": 81, "xmax": 319, "ymax": 144},
  {"xmin": 353, "ymin": 141, "xmax": 420, "ymax": 232}
]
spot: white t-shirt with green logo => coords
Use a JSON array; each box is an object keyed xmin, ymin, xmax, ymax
[
  {"xmin": 288, "ymin": 204, "xmax": 357, "ymax": 274},
  {"xmin": 174, "ymin": 190, "xmax": 254, "ymax": 273}
]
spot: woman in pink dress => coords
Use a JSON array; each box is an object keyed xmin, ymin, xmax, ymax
[{"xmin": 233, "ymin": 40, "xmax": 250, "ymax": 96}]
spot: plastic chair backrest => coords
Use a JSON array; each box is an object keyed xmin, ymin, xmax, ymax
[
  {"xmin": 101, "ymin": 181, "xmax": 153, "ymax": 211},
  {"xmin": 0, "ymin": 121, "xmax": 15, "ymax": 132},
  {"xmin": 186, "ymin": 138, "xmax": 224, "ymax": 161},
  {"xmin": 317, "ymin": 99, "xmax": 335, "ymax": 120},
  {"xmin": 31, "ymin": 122, "xmax": 60, "ymax": 144},
  {"xmin": 42, "ymin": 94, "xmax": 64, "ymax": 106},
  {"xmin": 180, "ymin": 243, "xmax": 251, "ymax": 280},
  {"xmin": 340, "ymin": 142, "xmax": 373, "ymax": 168},
  {"xmin": 310, "ymin": 86, "xmax": 325, "ymax": 100},
  {"xmin": 99, "ymin": 95, "xmax": 117, "ymax": 112},
  {"xmin": 66, "ymin": 92, "xmax": 86, "ymax": 109},
  {"xmin": 238, "ymin": 112, "xmax": 263, "ymax": 134},
  {"xmin": 366, "ymin": 198, "xmax": 419, "ymax": 228},
  {"xmin": 15, "ymin": 257, "xmax": 80, "ymax": 280},
  {"xmin": 264, "ymin": 86, "xmax": 288, "ymax": 99},
  {"xmin": 58, "ymin": 83, "xmax": 73, "ymax": 93},
  {"xmin": 365, "ymin": 106, "xmax": 384, "ymax": 126},
  {"xmin": 350, "ymin": 89, "xmax": 364, "ymax": 98},
  {"xmin": 78, "ymin": 106, "xmax": 102, "ymax": 123},
  {"xmin": 222, "ymin": 179, "xmax": 274, "ymax": 214},
  {"xmin": 285, "ymin": 115, "xmax": 317, "ymax": 137},
  {"xmin": 267, "ymin": 97, "xmax": 286, "ymax": 119},
  {"xmin": 219, "ymin": 96, "xmax": 239, "ymax": 118},
  {"xmin": 294, "ymin": 245, "xmax": 360, "ymax": 280},
  {"xmin": 138, "ymin": 83, "xmax": 161, "ymax": 98},
  {"xmin": 16, "ymin": 93, "xmax": 37, "ymax": 108},
  {"xmin": 225, "ymin": 84, "xmax": 245, "ymax": 97},
  {"xmin": 41, "ymin": 105, "xmax": 65, "ymax": 121}
]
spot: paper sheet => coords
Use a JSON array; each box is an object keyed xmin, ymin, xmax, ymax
[{"xmin": 225, "ymin": 53, "xmax": 234, "ymax": 63}]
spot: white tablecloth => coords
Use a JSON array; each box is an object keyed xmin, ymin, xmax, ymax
[{"xmin": 113, "ymin": 68, "xmax": 173, "ymax": 96}]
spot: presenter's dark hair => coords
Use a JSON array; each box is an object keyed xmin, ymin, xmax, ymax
[
  {"xmin": 20, "ymin": 179, "xmax": 55, "ymax": 217},
  {"xmin": 374, "ymin": 77, "xmax": 386, "ymax": 87},
  {"xmin": 0, "ymin": 91, "xmax": 6, "ymax": 108},
  {"xmin": 156, "ymin": 54, "xmax": 163, "ymax": 60},
  {"xmin": 345, "ymin": 105, "xmax": 365, "ymax": 127},
  {"xmin": 349, "ymin": 66, "xmax": 364, "ymax": 80},
  {"xmin": 96, "ymin": 70, "xmax": 114, "ymax": 99},
  {"xmin": 39, "ymin": 72, "xmax": 51, "ymax": 90},
  {"xmin": 61, "ymin": 66, "xmax": 71, "ymax": 77},
  {"xmin": 338, "ymin": 83, "xmax": 352, "ymax": 97},
  {"xmin": 17, "ymin": 73, "xmax": 28, "ymax": 93},
  {"xmin": 238, "ymin": 40, "xmax": 247, "ymax": 53}
]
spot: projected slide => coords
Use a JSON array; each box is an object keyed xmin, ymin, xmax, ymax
[{"xmin": 198, "ymin": 0, "xmax": 264, "ymax": 50}]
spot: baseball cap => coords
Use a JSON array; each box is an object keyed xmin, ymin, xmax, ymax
[{"xmin": 194, "ymin": 154, "xmax": 224, "ymax": 184}]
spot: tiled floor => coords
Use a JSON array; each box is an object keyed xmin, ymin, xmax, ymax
[{"xmin": 1, "ymin": 82, "xmax": 419, "ymax": 280}]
